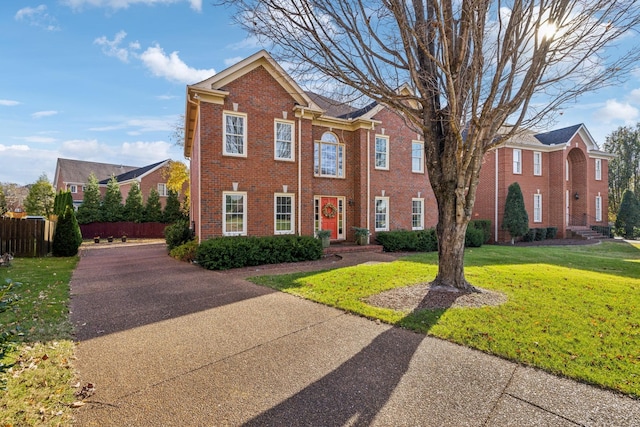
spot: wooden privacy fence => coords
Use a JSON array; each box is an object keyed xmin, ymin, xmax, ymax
[
  {"xmin": 0, "ymin": 217, "xmax": 55, "ymax": 257},
  {"xmin": 79, "ymin": 222, "xmax": 168, "ymax": 239}
]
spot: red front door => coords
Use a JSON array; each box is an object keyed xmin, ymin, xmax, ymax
[{"xmin": 320, "ymin": 197, "xmax": 339, "ymax": 239}]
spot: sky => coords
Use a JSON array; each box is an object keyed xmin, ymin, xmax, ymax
[{"xmin": 2, "ymin": 0, "xmax": 640, "ymax": 186}]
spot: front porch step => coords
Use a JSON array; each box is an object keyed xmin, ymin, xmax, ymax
[
  {"xmin": 323, "ymin": 242, "xmax": 384, "ymax": 255},
  {"xmin": 566, "ymin": 228, "xmax": 609, "ymax": 240}
]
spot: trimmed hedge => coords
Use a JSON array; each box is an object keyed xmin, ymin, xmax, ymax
[
  {"xmin": 375, "ymin": 222, "xmax": 490, "ymax": 253},
  {"xmin": 546, "ymin": 227, "xmax": 558, "ymax": 239},
  {"xmin": 523, "ymin": 228, "xmax": 536, "ymax": 242},
  {"xmin": 534, "ymin": 227, "xmax": 547, "ymax": 241},
  {"xmin": 169, "ymin": 240, "xmax": 198, "ymax": 263},
  {"xmin": 468, "ymin": 219, "xmax": 492, "ymax": 243},
  {"xmin": 195, "ymin": 235, "xmax": 322, "ymax": 270}
]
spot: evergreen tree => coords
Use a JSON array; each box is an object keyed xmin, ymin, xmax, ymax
[
  {"xmin": 615, "ymin": 189, "xmax": 640, "ymax": 238},
  {"xmin": 144, "ymin": 188, "xmax": 163, "ymax": 222},
  {"xmin": 76, "ymin": 173, "xmax": 102, "ymax": 224},
  {"xmin": 502, "ymin": 182, "xmax": 529, "ymax": 244},
  {"xmin": 123, "ymin": 181, "xmax": 144, "ymax": 222},
  {"xmin": 0, "ymin": 186, "xmax": 7, "ymax": 216},
  {"xmin": 163, "ymin": 190, "xmax": 184, "ymax": 223},
  {"xmin": 53, "ymin": 190, "xmax": 74, "ymax": 217},
  {"xmin": 52, "ymin": 206, "xmax": 83, "ymax": 257},
  {"xmin": 102, "ymin": 175, "xmax": 123, "ymax": 222},
  {"xmin": 24, "ymin": 173, "xmax": 55, "ymax": 217}
]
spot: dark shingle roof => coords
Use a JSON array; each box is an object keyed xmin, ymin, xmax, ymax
[
  {"xmin": 99, "ymin": 159, "xmax": 168, "ymax": 184},
  {"xmin": 56, "ymin": 158, "xmax": 139, "ymax": 184},
  {"xmin": 534, "ymin": 124, "xmax": 583, "ymax": 146},
  {"xmin": 306, "ymin": 91, "xmax": 359, "ymax": 118}
]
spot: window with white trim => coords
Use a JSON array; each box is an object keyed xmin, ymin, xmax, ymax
[
  {"xmin": 533, "ymin": 193, "xmax": 542, "ymax": 223},
  {"xmin": 314, "ymin": 132, "xmax": 344, "ymax": 178},
  {"xmin": 223, "ymin": 111, "xmax": 247, "ymax": 157},
  {"xmin": 533, "ymin": 151, "xmax": 542, "ymax": 176},
  {"xmin": 412, "ymin": 198, "xmax": 424, "ymax": 230},
  {"xmin": 412, "ymin": 141, "xmax": 424, "ymax": 173},
  {"xmin": 69, "ymin": 184, "xmax": 77, "ymax": 193},
  {"xmin": 513, "ymin": 149, "xmax": 522, "ymax": 174},
  {"xmin": 275, "ymin": 120, "xmax": 294, "ymax": 161},
  {"xmin": 595, "ymin": 196, "xmax": 602, "ymax": 222},
  {"xmin": 157, "ymin": 183, "xmax": 168, "ymax": 197},
  {"xmin": 223, "ymin": 191, "xmax": 247, "ymax": 236},
  {"xmin": 274, "ymin": 193, "xmax": 294, "ymax": 234},
  {"xmin": 375, "ymin": 135, "xmax": 389, "ymax": 169},
  {"xmin": 595, "ymin": 159, "xmax": 602, "ymax": 181},
  {"xmin": 375, "ymin": 197, "xmax": 389, "ymax": 231}
]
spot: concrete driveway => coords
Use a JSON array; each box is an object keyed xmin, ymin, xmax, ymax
[{"xmin": 71, "ymin": 243, "xmax": 639, "ymax": 426}]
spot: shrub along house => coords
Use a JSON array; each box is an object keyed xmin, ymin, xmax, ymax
[{"xmin": 184, "ymin": 51, "xmax": 612, "ymax": 244}]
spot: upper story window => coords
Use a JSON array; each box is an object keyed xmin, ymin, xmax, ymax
[
  {"xmin": 375, "ymin": 135, "xmax": 389, "ymax": 170},
  {"xmin": 275, "ymin": 120, "xmax": 294, "ymax": 161},
  {"xmin": 223, "ymin": 111, "xmax": 247, "ymax": 157},
  {"xmin": 533, "ymin": 151, "xmax": 542, "ymax": 176},
  {"xmin": 68, "ymin": 184, "xmax": 77, "ymax": 193},
  {"xmin": 513, "ymin": 149, "xmax": 522, "ymax": 174},
  {"xmin": 314, "ymin": 132, "xmax": 344, "ymax": 178},
  {"xmin": 158, "ymin": 183, "xmax": 168, "ymax": 197},
  {"xmin": 412, "ymin": 141, "xmax": 424, "ymax": 173},
  {"xmin": 595, "ymin": 158, "xmax": 602, "ymax": 181}
]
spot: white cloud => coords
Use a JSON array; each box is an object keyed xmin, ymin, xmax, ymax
[
  {"xmin": 32, "ymin": 110, "xmax": 58, "ymax": 119},
  {"xmin": 61, "ymin": 139, "xmax": 114, "ymax": 159},
  {"xmin": 0, "ymin": 144, "xmax": 30, "ymax": 152},
  {"xmin": 595, "ymin": 99, "xmax": 639, "ymax": 124},
  {"xmin": 14, "ymin": 5, "xmax": 60, "ymax": 31},
  {"xmin": 94, "ymin": 31, "xmax": 139, "ymax": 63},
  {"xmin": 120, "ymin": 140, "xmax": 172, "ymax": 162},
  {"xmin": 88, "ymin": 115, "xmax": 177, "ymax": 133},
  {"xmin": 16, "ymin": 136, "xmax": 58, "ymax": 144},
  {"xmin": 0, "ymin": 99, "xmax": 20, "ymax": 106},
  {"xmin": 139, "ymin": 45, "xmax": 215, "ymax": 84},
  {"xmin": 224, "ymin": 56, "xmax": 244, "ymax": 67},
  {"xmin": 156, "ymin": 95, "xmax": 177, "ymax": 100},
  {"xmin": 62, "ymin": 0, "xmax": 202, "ymax": 12}
]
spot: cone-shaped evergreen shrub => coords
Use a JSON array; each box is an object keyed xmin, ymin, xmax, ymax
[
  {"xmin": 53, "ymin": 206, "xmax": 83, "ymax": 256},
  {"xmin": 502, "ymin": 182, "xmax": 529, "ymax": 244}
]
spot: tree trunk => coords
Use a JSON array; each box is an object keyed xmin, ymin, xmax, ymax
[{"xmin": 431, "ymin": 190, "xmax": 478, "ymax": 292}]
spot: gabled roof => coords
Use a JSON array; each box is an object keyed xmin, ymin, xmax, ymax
[
  {"xmin": 54, "ymin": 158, "xmax": 139, "ymax": 186},
  {"xmin": 99, "ymin": 159, "xmax": 169, "ymax": 185},
  {"xmin": 534, "ymin": 124, "xmax": 584, "ymax": 146}
]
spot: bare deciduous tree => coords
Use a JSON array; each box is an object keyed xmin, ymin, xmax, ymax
[{"xmin": 221, "ymin": 0, "xmax": 640, "ymax": 291}]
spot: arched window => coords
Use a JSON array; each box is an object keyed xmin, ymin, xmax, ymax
[{"xmin": 314, "ymin": 132, "xmax": 344, "ymax": 177}]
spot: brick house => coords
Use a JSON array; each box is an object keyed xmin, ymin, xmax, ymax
[
  {"xmin": 54, "ymin": 158, "xmax": 176, "ymax": 209},
  {"xmin": 184, "ymin": 51, "xmax": 611, "ymax": 243}
]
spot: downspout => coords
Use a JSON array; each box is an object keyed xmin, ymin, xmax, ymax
[
  {"xmin": 494, "ymin": 148, "xmax": 499, "ymax": 242},
  {"xmin": 367, "ymin": 126, "xmax": 371, "ymax": 231},
  {"xmin": 298, "ymin": 109, "xmax": 303, "ymax": 236},
  {"xmin": 187, "ymin": 93, "xmax": 201, "ymax": 242}
]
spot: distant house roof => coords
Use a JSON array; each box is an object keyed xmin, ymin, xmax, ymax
[
  {"xmin": 98, "ymin": 159, "xmax": 170, "ymax": 185},
  {"xmin": 534, "ymin": 124, "xmax": 583, "ymax": 146},
  {"xmin": 55, "ymin": 158, "xmax": 139, "ymax": 185}
]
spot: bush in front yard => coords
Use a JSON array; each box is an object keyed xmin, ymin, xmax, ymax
[
  {"xmin": 522, "ymin": 228, "xmax": 536, "ymax": 242},
  {"xmin": 546, "ymin": 227, "xmax": 558, "ymax": 239},
  {"xmin": 534, "ymin": 227, "xmax": 547, "ymax": 241},
  {"xmin": 195, "ymin": 235, "xmax": 322, "ymax": 270},
  {"xmin": 375, "ymin": 229, "xmax": 440, "ymax": 252},
  {"xmin": 464, "ymin": 227, "xmax": 484, "ymax": 247},
  {"xmin": 169, "ymin": 240, "xmax": 198, "ymax": 262},
  {"xmin": 468, "ymin": 219, "xmax": 492, "ymax": 243},
  {"xmin": 164, "ymin": 219, "xmax": 193, "ymax": 250}
]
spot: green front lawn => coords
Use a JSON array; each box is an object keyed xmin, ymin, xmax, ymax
[
  {"xmin": 0, "ymin": 256, "xmax": 78, "ymax": 426},
  {"xmin": 250, "ymin": 241, "xmax": 640, "ymax": 397}
]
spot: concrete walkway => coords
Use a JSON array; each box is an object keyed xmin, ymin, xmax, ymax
[{"xmin": 70, "ymin": 243, "xmax": 639, "ymax": 426}]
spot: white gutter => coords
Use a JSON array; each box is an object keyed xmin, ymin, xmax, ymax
[{"xmin": 298, "ymin": 109, "xmax": 303, "ymax": 236}]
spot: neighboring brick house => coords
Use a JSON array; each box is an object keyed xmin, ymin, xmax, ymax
[
  {"xmin": 184, "ymin": 50, "xmax": 612, "ymax": 243},
  {"xmin": 54, "ymin": 158, "xmax": 176, "ymax": 209},
  {"xmin": 98, "ymin": 159, "xmax": 175, "ymax": 208},
  {"xmin": 54, "ymin": 159, "xmax": 139, "ymax": 209},
  {"xmin": 474, "ymin": 124, "xmax": 613, "ymax": 241}
]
